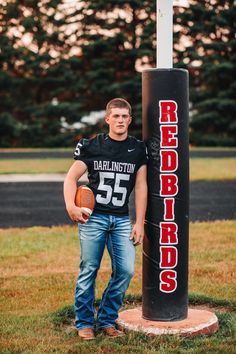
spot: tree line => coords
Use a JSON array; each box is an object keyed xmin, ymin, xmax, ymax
[{"xmin": 0, "ymin": 0, "xmax": 235, "ymax": 147}]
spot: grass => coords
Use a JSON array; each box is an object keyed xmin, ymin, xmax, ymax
[
  {"xmin": 1, "ymin": 311, "xmax": 235, "ymax": 354},
  {"xmin": 49, "ymin": 301, "xmax": 236, "ymax": 354},
  {"xmin": 0, "ymin": 158, "xmax": 236, "ymax": 181},
  {"xmin": 0, "ymin": 158, "xmax": 72, "ymax": 174},
  {"xmin": 0, "ymin": 220, "xmax": 235, "ymax": 353},
  {"xmin": 189, "ymin": 158, "xmax": 236, "ymax": 181}
]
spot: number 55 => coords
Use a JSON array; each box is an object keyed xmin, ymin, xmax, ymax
[{"xmin": 96, "ymin": 172, "xmax": 130, "ymax": 207}]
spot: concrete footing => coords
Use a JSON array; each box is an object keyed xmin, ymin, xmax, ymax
[{"xmin": 117, "ymin": 307, "xmax": 219, "ymax": 337}]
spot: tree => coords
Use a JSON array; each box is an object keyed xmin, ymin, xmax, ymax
[
  {"xmin": 0, "ymin": 0, "xmax": 84, "ymax": 146},
  {"xmin": 64, "ymin": 0, "xmax": 156, "ymax": 138},
  {"xmin": 174, "ymin": 0, "xmax": 236, "ymax": 146},
  {"xmin": 0, "ymin": 0, "xmax": 157, "ymax": 145},
  {"xmin": 1, "ymin": 0, "xmax": 235, "ymax": 146}
]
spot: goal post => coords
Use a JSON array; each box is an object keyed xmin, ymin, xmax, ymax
[{"xmin": 142, "ymin": 1, "xmax": 189, "ymax": 321}]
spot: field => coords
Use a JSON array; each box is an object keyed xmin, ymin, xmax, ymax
[
  {"xmin": 0, "ymin": 221, "xmax": 235, "ymax": 353},
  {"xmin": 0, "ymin": 148, "xmax": 235, "ymax": 353},
  {"xmin": 0, "ymin": 158, "xmax": 236, "ymax": 181}
]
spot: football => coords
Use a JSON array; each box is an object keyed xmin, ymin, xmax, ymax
[{"xmin": 75, "ymin": 185, "xmax": 95, "ymax": 218}]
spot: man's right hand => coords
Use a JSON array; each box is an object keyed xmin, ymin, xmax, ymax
[
  {"xmin": 66, "ymin": 204, "xmax": 90, "ymax": 223},
  {"xmin": 63, "ymin": 160, "xmax": 88, "ymax": 223}
]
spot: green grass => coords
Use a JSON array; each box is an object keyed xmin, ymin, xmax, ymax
[
  {"xmin": 49, "ymin": 298, "xmax": 236, "ymax": 354},
  {"xmin": 0, "ymin": 158, "xmax": 72, "ymax": 174},
  {"xmin": 190, "ymin": 158, "xmax": 236, "ymax": 181},
  {"xmin": 0, "ymin": 157, "xmax": 236, "ymax": 181},
  {"xmin": 0, "ymin": 303, "xmax": 235, "ymax": 353},
  {"xmin": 0, "ymin": 221, "xmax": 236, "ymax": 352}
]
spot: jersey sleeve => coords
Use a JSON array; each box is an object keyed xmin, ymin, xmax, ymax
[
  {"xmin": 73, "ymin": 139, "xmax": 89, "ymax": 166},
  {"xmin": 137, "ymin": 142, "xmax": 148, "ymax": 169}
]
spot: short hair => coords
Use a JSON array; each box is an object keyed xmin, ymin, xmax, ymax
[{"xmin": 106, "ymin": 98, "xmax": 132, "ymax": 117}]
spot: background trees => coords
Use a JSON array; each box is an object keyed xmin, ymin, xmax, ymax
[
  {"xmin": 0, "ymin": 0, "xmax": 235, "ymax": 147},
  {"xmin": 59, "ymin": 0, "xmax": 156, "ymax": 138},
  {"xmin": 0, "ymin": 0, "xmax": 80, "ymax": 146},
  {"xmin": 175, "ymin": 0, "xmax": 236, "ymax": 146}
]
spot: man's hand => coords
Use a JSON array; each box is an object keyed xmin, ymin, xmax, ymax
[
  {"xmin": 130, "ymin": 223, "xmax": 145, "ymax": 246},
  {"xmin": 66, "ymin": 204, "xmax": 90, "ymax": 224},
  {"xmin": 64, "ymin": 160, "xmax": 88, "ymax": 223},
  {"xmin": 132, "ymin": 165, "xmax": 147, "ymax": 246}
]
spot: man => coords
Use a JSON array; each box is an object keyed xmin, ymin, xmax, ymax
[{"xmin": 64, "ymin": 98, "xmax": 148, "ymax": 340}]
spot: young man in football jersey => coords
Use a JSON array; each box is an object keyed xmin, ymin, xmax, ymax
[{"xmin": 64, "ymin": 98, "xmax": 148, "ymax": 340}]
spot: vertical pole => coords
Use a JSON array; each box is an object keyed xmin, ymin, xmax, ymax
[
  {"xmin": 156, "ymin": 0, "xmax": 173, "ymax": 68},
  {"xmin": 142, "ymin": 1, "xmax": 189, "ymax": 321}
]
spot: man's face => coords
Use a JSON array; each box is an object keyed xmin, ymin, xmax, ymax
[{"xmin": 105, "ymin": 108, "xmax": 132, "ymax": 137}]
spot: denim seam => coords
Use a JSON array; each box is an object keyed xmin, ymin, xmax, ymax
[
  {"xmin": 99, "ymin": 324, "xmax": 116, "ymax": 329},
  {"xmin": 98, "ymin": 232, "xmax": 117, "ymax": 323},
  {"xmin": 76, "ymin": 325, "xmax": 94, "ymax": 330}
]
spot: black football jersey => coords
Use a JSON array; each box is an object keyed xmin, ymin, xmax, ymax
[{"xmin": 74, "ymin": 133, "xmax": 148, "ymax": 216}]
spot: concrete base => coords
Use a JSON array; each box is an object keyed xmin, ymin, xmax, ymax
[{"xmin": 117, "ymin": 307, "xmax": 219, "ymax": 337}]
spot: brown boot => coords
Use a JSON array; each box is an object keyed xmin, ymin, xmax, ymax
[
  {"xmin": 103, "ymin": 326, "xmax": 125, "ymax": 338},
  {"xmin": 78, "ymin": 328, "xmax": 95, "ymax": 340}
]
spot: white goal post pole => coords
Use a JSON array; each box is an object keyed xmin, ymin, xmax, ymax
[{"xmin": 156, "ymin": 0, "xmax": 173, "ymax": 68}]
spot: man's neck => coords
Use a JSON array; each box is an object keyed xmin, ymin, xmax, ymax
[{"xmin": 108, "ymin": 132, "xmax": 128, "ymax": 141}]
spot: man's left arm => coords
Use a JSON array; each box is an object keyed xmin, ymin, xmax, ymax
[{"xmin": 130, "ymin": 165, "xmax": 148, "ymax": 246}]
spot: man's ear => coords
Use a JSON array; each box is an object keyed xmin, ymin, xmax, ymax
[{"xmin": 105, "ymin": 115, "xmax": 109, "ymax": 124}]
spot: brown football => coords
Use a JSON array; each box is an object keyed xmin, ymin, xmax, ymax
[{"xmin": 75, "ymin": 185, "xmax": 95, "ymax": 218}]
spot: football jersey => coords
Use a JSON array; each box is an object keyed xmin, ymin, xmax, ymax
[{"xmin": 74, "ymin": 133, "xmax": 148, "ymax": 216}]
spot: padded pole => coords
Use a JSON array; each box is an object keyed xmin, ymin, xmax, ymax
[{"xmin": 142, "ymin": 68, "xmax": 189, "ymax": 321}]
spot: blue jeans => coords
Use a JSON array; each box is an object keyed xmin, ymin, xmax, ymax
[{"xmin": 75, "ymin": 213, "xmax": 135, "ymax": 330}]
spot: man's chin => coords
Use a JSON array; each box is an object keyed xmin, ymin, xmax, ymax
[
  {"xmin": 116, "ymin": 132, "xmax": 126, "ymax": 136},
  {"xmin": 115, "ymin": 128, "xmax": 126, "ymax": 134}
]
